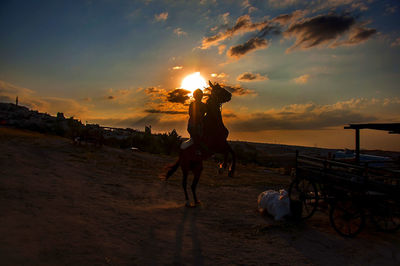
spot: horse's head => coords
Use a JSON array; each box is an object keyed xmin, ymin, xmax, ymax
[{"xmin": 208, "ymin": 81, "xmax": 232, "ymax": 104}]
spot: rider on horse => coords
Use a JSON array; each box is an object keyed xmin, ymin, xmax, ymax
[
  {"xmin": 187, "ymin": 89, "xmax": 207, "ymax": 155},
  {"xmin": 165, "ymin": 82, "xmax": 236, "ymax": 206}
]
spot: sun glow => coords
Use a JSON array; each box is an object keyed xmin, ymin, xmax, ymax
[{"xmin": 181, "ymin": 72, "xmax": 207, "ymax": 94}]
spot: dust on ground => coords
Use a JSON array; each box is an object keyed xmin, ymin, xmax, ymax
[{"xmin": 0, "ymin": 127, "xmax": 399, "ymax": 265}]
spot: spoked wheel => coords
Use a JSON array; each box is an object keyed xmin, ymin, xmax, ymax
[
  {"xmin": 329, "ymin": 199, "xmax": 365, "ymax": 237},
  {"xmin": 289, "ymin": 178, "xmax": 318, "ymax": 220},
  {"xmin": 371, "ymin": 199, "xmax": 400, "ymax": 232}
]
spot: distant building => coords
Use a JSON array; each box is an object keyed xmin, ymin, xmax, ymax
[{"xmin": 57, "ymin": 112, "xmax": 65, "ymax": 119}]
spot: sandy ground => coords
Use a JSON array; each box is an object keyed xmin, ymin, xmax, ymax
[{"xmin": 0, "ymin": 127, "xmax": 399, "ymax": 265}]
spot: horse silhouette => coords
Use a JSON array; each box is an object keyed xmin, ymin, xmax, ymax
[{"xmin": 164, "ymin": 81, "xmax": 236, "ymax": 207}]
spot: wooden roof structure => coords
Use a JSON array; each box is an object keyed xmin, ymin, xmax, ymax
[
  {"xmin": 345, "ymin": 123, "xmax": 400, "ymax": 134},
  {"xmin": 344, "ymin": 123, "xmax": 400, "ymax": 163}
]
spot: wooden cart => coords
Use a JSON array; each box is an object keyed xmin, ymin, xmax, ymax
[{"xmin": 289, "ymin": 123, "xmax": 400, "ymax": 237}]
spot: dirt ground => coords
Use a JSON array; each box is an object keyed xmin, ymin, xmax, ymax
[{"xmin": 0, "ymin": 127, "xmax": 399, "ymax": 265}]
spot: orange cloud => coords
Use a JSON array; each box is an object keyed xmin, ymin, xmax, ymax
[
  {"xmin": 155, "ymin": 12, "xmax": 168, "ymax": 22},
  {"xmin": 294, "ymin": 74, "xmax": 310, "ymax": 84},
  {"xmin": 0, "ymin": 80, "xmax": 89, "ymax": 118}
]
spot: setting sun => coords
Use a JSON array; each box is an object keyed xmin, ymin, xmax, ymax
[{"xmin": 181, "ymin": 72, "xmax": 207, "ymax": 94}]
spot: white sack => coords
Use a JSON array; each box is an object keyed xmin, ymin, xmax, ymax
[{"xmin": 258, "ymin": 189, "xmax": 291, "ymax": 221}]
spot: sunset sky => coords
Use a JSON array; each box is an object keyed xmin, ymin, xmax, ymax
[{"xmin": 1, "ymin": 0, "xmax": 399, "ymax": 151}]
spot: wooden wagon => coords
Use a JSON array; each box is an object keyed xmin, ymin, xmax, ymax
[{"xmin": 289, "ymin": 123, "xmax": 400, "ymax": 237}]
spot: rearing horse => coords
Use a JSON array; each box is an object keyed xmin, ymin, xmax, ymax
[{"xmin": 164, "ymin": 81, "xmax": 236, "ymax": 207}]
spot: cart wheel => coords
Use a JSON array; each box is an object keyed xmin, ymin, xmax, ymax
[
  {"xmin": 329, "ymin": 199, "xmax": 365, "ymax": 237},
  {"xmin": 371, "ymin": 199, "xmax": 400, "ymax": 232},
  {"xmin": 289, "ymin": 178, "xmax": 318, "ymax": 220}
]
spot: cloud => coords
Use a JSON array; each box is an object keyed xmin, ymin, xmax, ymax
[
  {"xmin": 222, "ymin": 110, "xmax": 238, "ymax": 118},
  {"xmin": 312, "ymin": 0, "xmax": 369, "ymax": 12},
  {"xmin": 92, "ymin": 115, "xmax": 161, "ymax": 130},
  {"xmin": 0, "ymin": 80, "xmax": 88, "ymax": 118},
  {"xmin": 294, "ymin": 74, "xmax": 310, "ymax": 84},
  {"xmin": 268, "ymin": 0, "xmax": 369, "ymax": 11},
  {"xmin": 90, "ymin": 114, "xmax": 187, "ymax": 134},
  {"xmin": 218, "ymin": 44, "xmax": 226, "ymax": 54},
  {"xmin": 155, "ymin": 12, "xmax": 168, "ymax": 22},
  {"xmin": 331, "ymin": 26, "xmax": 377, "ymax": 47},
  {"xmin": 237, "ymin": 72, "xmax": 268, "ymax": 81},
  {"xmin": 385, "ymin": 5, "xmax": 397, "ymax": 14},
  {"xmin": 166, "ymin": 88, "xmax": 191, "ymax": 104},
  {"xmin": 201, "ymin": 15, "xmax": 268, "ymax": 49},
  {"xmin": 284, "ymin": 14, "xmax": 357, "ymax": 52},
  {"xmin": 200, "ymin": 0, "xmax": 217, "ymax": 5},
  {"xmin": 39, "ymin": 97, "xmax": 90, "ymax": 118},
  {"xmin": 145, "ymin": 87, "xmax": 163, "ymax": 95},
  {"xmin": 242, "ymin": 0, "xmax": 257, "ymax": 13},
  {"xmin": 227, "ymin": 37, "xmax": 269, "ymax": 58},
  {"xmin": 221, "ymin": 12, "xmax": 230, "ymax": 24},
  {"xmin": 211, "ymin": 73, "xmax": 227, "ymax": 78},
  {"xmin": 174, "ymin": 28, "xmax": 187, "ymax": 36},
  {"xmin": 0, "ymin": 80, "xmax": 35, "ymax": 99},
  {"xmin": 143, "ymin": 87, "xmax": 190, "ymax": 116},
  {"xmin": 222, "ymin": 84, "xmax": 256, "ymax": 95},
  {"xmin": 272, "ymin": 10, "xmax": 306, "ymax": 25},
  {"xmin": 145, "ymin": 109, "xmax": 187, "ymax": 115},
  {"xmin": 268, "ymin": 0, "xmax": 300, "ymax": 8},
  {"xmin": 228, "ymin": 100, "xmax": 379, "ymax": 132}
]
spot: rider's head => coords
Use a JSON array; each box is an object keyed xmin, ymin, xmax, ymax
[{"xmin": 193, "ymin": 89, "xmax": 203, "ymax": 101}]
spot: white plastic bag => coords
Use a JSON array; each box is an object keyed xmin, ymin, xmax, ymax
[{"xmin": 258, "ymin": 189, "xmax": 291, "ymax": 221}]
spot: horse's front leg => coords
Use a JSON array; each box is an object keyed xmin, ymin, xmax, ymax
[
  {"xmin": 191, "ymin": 163, "xmax": 203, "ymax": 206},
  {"xmin": 228, "ymin": 146, "xmax": 236, "ymax": 178},
  {"xmin": 218, "ymin": 151, "xmax": 229, "ymax": 175},
  {"xmin": 182, "ymin": 168, "xmax": 190, "ymax": 206}
]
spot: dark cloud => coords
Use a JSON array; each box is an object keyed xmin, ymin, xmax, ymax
[
  {"xmin": 222, "ymin": 85, "xmax": 256, "ymax": 95},
  {"xmin": 257, "ymin": 24, "xmax": 281, "ymax": 39},
  {"xmin": 145, "ymin": 87, "xmax": 161, "ymax": 94},
  {"xmin": 166, "ymin": 88, "xmax": 191, "ymax": 104},
  {"xmin": 145, "ymin": 109, "xmax": 187, "ymax": 115},
  {"xmin": 201, "ymin": 15, "xmax": 268, "ymax": 49},
  {"xmin": 284, "ymin": 14, "xmax": 356, "ymax": 52},
  {"xmin": 237, "ymin": 72, "xmax": 268, "ymax": 81},
  {"xmin": 227, "ymin": 37, "xmax": 269, "ymax": 58},
  {"xmin": 332, "ymin": 26, "xmax": 377, "ymax": 47},
  {"xmin": 223, "ymin": 112, "xmax": 237, "ymax": 118},
  {"xmin": 202, "ymin": 10, "xmax": 375, "ymax": 59}
]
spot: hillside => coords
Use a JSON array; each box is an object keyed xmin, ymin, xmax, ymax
[
  {"xmin": 0, "ymin": 127, "xmax": 399, "ymax": 265},
  {"xmin": 2, "ymin": 102, "xmax": 399, "ymax": 172}
]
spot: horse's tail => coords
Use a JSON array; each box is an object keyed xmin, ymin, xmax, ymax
[{"xmin": 165, "ymin": 158, "xmax": 180, "ymax": 180}]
